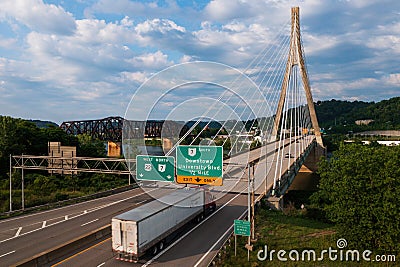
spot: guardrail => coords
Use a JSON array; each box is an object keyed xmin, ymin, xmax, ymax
[{"xmin": 0, "ymin": 184, "xmax": 137, "ymax": 218}]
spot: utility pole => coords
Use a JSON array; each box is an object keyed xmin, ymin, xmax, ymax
[
  {"xmin": 251, "ymin": 163, "xmax": 255, "ymax": 240},
  {"xmin": 21, "ymin": 154, "xmax": 25, "ymax": 210},
  {"xmin": 9, "ymin": 154, "xmax": 12, "ymax": 212},
  {"xmin": 247, "ymin": 163, "xmax": 251, "ymax": 261}
]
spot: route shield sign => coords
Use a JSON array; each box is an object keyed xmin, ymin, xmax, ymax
[
  {"xmin": 234, "ymin": 220, "xmax": 250, "ymax": 236},
  {"xmin": 136, "ymin": 155, "xmax": 175, "ymax": 182},
  {"xmin": 176, "ymin": 145, "xmax": 223, "ymax": 186}
]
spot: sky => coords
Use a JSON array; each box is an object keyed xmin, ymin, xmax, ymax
[{"xmin": 0, "ymin": 0, "xmax": 399, "ymax": 123}]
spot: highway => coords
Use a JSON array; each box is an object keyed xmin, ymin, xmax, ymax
[
  {"xmin": 48, "ymin": 136, "xmax": 314, "ymax": 267},
  {"xmin": 0, "ymin": 136, "xmax": 315, "ymax": 266},
  {"xmin": 0, "ymin": 189, "xmax": 148, "ymax": 243},
  {"xmin": 0, "ymin": 188, "xmax": 155, "ymax": 266},
  {"xmin": 53, "ymin": 192, "xmax": 248, "ymax": 267}
]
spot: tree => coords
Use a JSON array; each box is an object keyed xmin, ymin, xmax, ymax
[
  {"xmin": 0, "ymin": 117, "xmax": 46, "ymax": 178},
  {"xmin": 311, "ymin": 143, "xmax": 400, "ymax": 252},
  {"xmin": 77, "ymin": 134, "xmax": 105, "ymax": 157},
  {"xmin": 43, "ymin": 125, "xmax": 78, "ymax": 147}
]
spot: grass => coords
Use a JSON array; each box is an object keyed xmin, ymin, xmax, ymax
[{"xmin": 216, "ymin": 207, "xmax": 398, "ymax": 267}]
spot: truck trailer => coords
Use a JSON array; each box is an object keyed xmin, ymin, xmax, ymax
[{"xmin": 112, "ymin": 187, "xmax": 216, "ymax": 262}]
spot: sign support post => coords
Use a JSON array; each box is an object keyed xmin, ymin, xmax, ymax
[
  {"xmin": 247, "ymin": 163, "xmax": 250, "ymax": 261},
  {"xmin": 234, "ymin": 234, "xmax": 237, "ymax": 257},
  {"xmin": 252, "ymin": 163, "xmax": 255, "ymax": 240},
  {"xmin": 21, "ymin": 154, "xmax": 24, "ymax": 210},
  {"xmin": 9, "ymin": 154, "xmax": 12, "ymax": 212}
]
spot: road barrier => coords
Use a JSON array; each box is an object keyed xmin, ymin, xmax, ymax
[{"xmin": 15, "ymin": 225, "xmax": 111, "ymax": 267}]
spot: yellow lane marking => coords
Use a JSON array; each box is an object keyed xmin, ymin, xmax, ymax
[{"xmin": 51, "ymin": 237, "xmax": 111, "ymax": 266}]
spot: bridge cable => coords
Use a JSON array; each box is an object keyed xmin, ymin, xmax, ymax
[
  {"xmin": 185, "ymin": 19, "xmax": 291, "ymax": 153},
  {"xmin": 224, "ymin": 32, "xmax": 292, "ymax": 153},
  {"xmin": 164, "ymin": 19, "xmax": 291, "ymax": 156}
]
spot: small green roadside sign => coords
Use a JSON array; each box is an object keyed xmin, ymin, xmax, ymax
[
  {"xmin": 234, "ymin": 219, "xmax": 250, "ymax": 236},
  {"xmin": 136, "ymin": 155, "xmax": 174, "ymax": 182},
  {"xmin": 176, "ymin": 145, "xmax": 223, "ymax": 186}
]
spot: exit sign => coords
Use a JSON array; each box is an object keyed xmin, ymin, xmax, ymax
[
  {"xmin": 136, "ymin": 155, "xmax": 174, "ymax": 182},
  {"xmin": 176, "ymin": 145, "xmax": 223, "ymax": 186},
  {"xmin": 234, "ymin": 219, "xmax": 250, "ymax": 236}
]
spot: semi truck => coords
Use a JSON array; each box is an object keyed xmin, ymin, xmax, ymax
[{"xmin": 111, "ymin": 187, "xmax": 216, "ymax": 262}]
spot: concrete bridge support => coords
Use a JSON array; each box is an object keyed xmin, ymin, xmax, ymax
[
  {"xmin": 301, "ymin": 144, "xmax": 326, "ymax": 172},
  {"xmin": 267, "ymin": 196, "xmax": 284, "ymax": 210},
  {"xmin": 162, "ymin": 138, "xmax": 173, "ymax": 153}
]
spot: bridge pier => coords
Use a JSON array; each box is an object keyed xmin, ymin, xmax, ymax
[
  {"xmin": 301, "ymin": 144, "xmax": 326, "ymax": 172},
  {"xmin": 267, "ymin": 196, "xmax": 284, "ymax": 210},
  {"xmin": 162, "ymin": 138, "xmax": 173, "ymax": 153}
]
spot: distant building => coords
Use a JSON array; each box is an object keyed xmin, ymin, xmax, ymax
[
  {"xmin": 362, "ymin": 140, "xmax": 400, "ymax": 146},
  {"xmin": 355, "ymin": 119, "xmax": 374, "ymax": 125},
  {"xmin": 355, "ymin": 130, "xmax": 400, "ymax": 137},
  {"xmin": 48, "ymin": 142, "xmax": 77, "ymax": 175}
]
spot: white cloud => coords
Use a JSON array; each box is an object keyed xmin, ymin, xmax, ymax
[
  {"xmin": 84, "ymin": 0, "xmax": 182, "ymax": 20},
  {"xmin": 135, "ymin": 18, "xmax": 186, "ymax": 35},
  {"xmin": 0, "ymin": 37, "xmax": 17, "ymax": 49},
  {"xmin": 0, "ymin": 0, "xmax": 76, "ymax": 35},
  {"xmin": 128, "ymin": 51, "xmax": 171, "ymax": 68},
  {"xmin": 119, "ymin": 71, "xmax": 148, "ymax": 84},
  {"xmin": 383, "ymin": 73, "xmax": 400, "ymax": 86},
  {"xmin": 346, "ymin": 0, "xmax": 383, "ymax": 8},
  {"xmin": 180, "ymin": 55, "xmax": 192, "ymax": 63},
  {"xmin": 366, "ymin": 34, "xmax": 400, "ymax": 54},
  {"xmin": 302, "ymin": 32, "xmax": 340, "ymax": 55},
  {"xmin": 205, "ymin": 0, "xmax": 255, "ymax": 21},
  {"xmin": 24, "ymin": 17, "xmax": 138, "ymax": 82}
]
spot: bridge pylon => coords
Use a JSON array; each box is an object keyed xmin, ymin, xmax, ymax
[{"xmin": 271, "ymin": 7, "xmax": 324, "ymax": 148}]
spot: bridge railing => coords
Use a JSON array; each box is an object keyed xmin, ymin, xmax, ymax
[{"xmin": 269, "ymin": 138, "xmax": 316, "ymax": 197}]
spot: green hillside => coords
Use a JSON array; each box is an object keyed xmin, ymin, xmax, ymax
[{"xmin": 315, "ymin": 97, "xmax": 400, "ymax": 133}]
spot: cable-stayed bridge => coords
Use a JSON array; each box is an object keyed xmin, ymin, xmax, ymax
[
  {"xmin": 56, "ymin": 6, "xmax": 325, "ymax": 201},
  {"xmin": 2, "ymin": 7, "xmax": 326, "ymax": 267}
]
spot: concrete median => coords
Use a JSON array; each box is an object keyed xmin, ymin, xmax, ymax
[{"xmin": 14, "ymin": 225, "xmax": 111, "ymax": 267}]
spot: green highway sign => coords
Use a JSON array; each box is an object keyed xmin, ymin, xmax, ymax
[
  {"xmin": 176, "ymin": 145, "xmax": 223, "ymax": 186},
  {"xmin": 136, "ymin": 155, "xmax": 175, "ymax": 182},
  {"xmin": 234, "ymin": 220, "xmax": 251, "ymax": 236}
]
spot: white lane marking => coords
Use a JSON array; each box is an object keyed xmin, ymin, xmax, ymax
[
  {"xmin": 0, "ymin": 250, "xmax": 15, "ymax": 258},
  {"xmin": 194, "ymin": 209, "xmax": 248, "ymax": 267},
  {"xmin": 97, "ymin": 263, "xmax": 105, "ymax": 267},
  {"xmin": 0, "ymin": 188, "xmax": 157, "ymax": 244},
  {"xmin": 84, "ymin": 210, "xmax": 88, "ymax": 214},
  {"xmin": 0, "ymin": 187, "xmax": 142, "ymax": 224},
  {"xmin": 142, "ymin": 188, "xmax": 247, "ymax": 267},
  {"xmin": 42, "ymin": 221, "xmax": 47, "ymax": 228},
  {"xmin": 81, "ymin": 219, "xmax": 99, "ymax": 227},
  {"xmin": 15, "ymin": 227, "xmax": 22, "ymax": 237}
]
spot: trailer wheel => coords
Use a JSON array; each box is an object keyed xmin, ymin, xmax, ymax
[
  {"xmin": 196, "ymin": 214, "xmax": 203, "ymax": 223},
  {"xmin": 159, "ymin": 241, "xmax": 165, "ymax": 251},
  {"xmin": 152, "ymin": 245, "xmax": 158, "ymax": 255}
]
